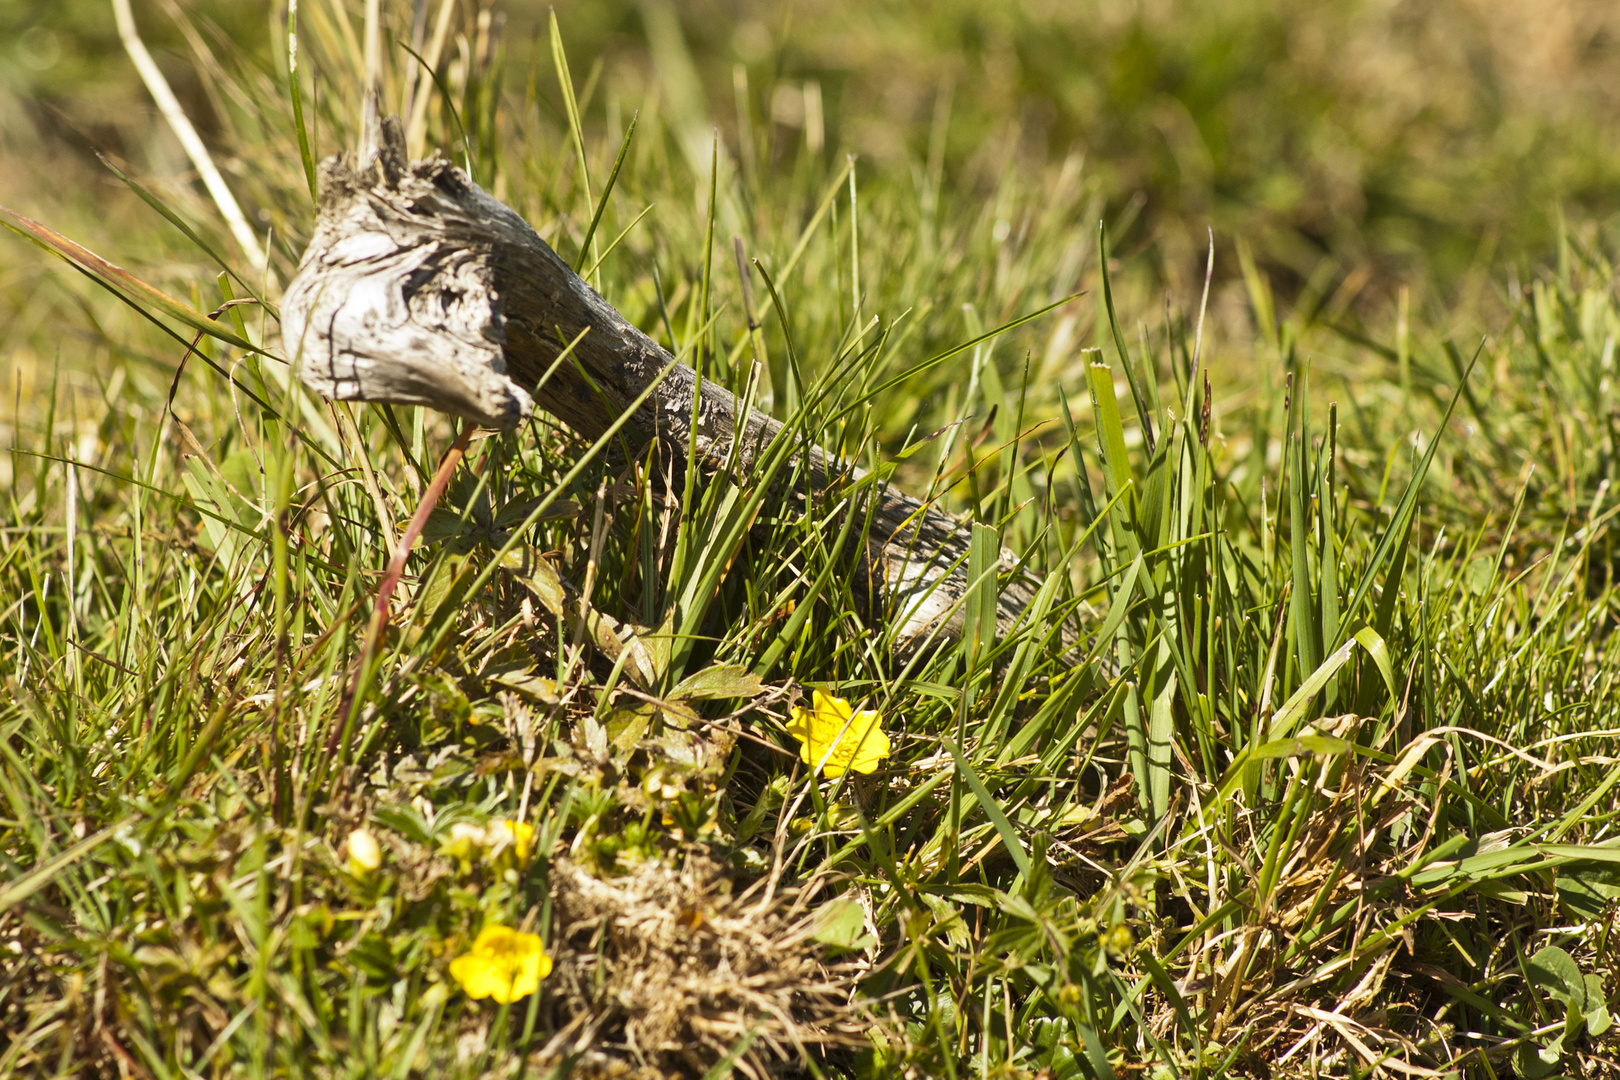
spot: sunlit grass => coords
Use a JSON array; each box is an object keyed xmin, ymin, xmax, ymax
[{"xmin": 3, "ymin": 2, "xmax": 1620, "ymax": 1077}]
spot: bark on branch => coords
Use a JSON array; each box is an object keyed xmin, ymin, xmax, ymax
[{"xmin": 281, "ymin": 117, "xmax": 1067, "ymax": 653}]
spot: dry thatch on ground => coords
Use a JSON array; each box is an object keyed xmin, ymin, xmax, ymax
[{"xmin": 532, "ymin": 853, "xmax": 873, "ymax": 1079}]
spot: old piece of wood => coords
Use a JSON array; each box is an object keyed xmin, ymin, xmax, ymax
[{"xmin": 281, "ymin": 116, "xmax": 1070, "ymax": 654}]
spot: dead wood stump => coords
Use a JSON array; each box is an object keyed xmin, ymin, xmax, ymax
[{"xmin": 281, "ymin": 117, "xmax": 1071, "ymax": 654}]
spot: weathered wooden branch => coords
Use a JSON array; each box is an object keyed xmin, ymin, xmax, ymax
[{"xmin": 281, "ymin": 117, "xmax": 1064, "ymax": 653}]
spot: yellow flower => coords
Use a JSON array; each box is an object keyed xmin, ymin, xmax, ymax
[
  {"xmin": 490, "ymin": 819, "xmax": 534, "ymax": 864},
  {"xmin": 786, "ymin": 689, "xmax": 891, "ymax": 777},
  {"xmin": 448, "ymin": 925, "xmax": 551, "ymax": 1004},
  {"xmin": 346, "ymin": 828, "xmax": 382, "ymax": 875},
  {"xmin": 440, "ymin": 822, "xmax": 485, "ymax": 869}
]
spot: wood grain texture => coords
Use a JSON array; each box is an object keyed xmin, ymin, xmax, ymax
[{"xmin": 280, "ymin": 118, "xmax": 1070, "ymax": 653}]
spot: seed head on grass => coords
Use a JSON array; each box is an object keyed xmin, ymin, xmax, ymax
[
  {"xmin": 449, "ymin": 925, "xmax": 551, "ymax": 1004},
  {"xmin": 786, "ymin": 689, "xmax": 891, "ymax": 777}
]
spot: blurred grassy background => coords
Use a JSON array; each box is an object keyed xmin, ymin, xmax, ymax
[
  {"xmin": 11, "ymin": 0, "xmax": 1620, "ymax": 509},
  {"xmin": 8, "ymin": 0, "xmax": 1620, "ymax": 313}
]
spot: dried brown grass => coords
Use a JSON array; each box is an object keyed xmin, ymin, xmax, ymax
[{"xmin": 535, "ymin": 852, "xmax": 874, "ymax": 1079}]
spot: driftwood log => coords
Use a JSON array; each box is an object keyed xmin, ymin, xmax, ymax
[{"xmin": 281, "ymin": 117, "xmax": 1062, "ymax": 652}]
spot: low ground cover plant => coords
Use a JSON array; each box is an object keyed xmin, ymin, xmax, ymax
[{"xmin": 3, "ymin": 2, "xmax": 1620, "ymax": 1076}]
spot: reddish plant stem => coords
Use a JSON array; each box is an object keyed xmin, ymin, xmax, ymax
[{"xmin": 327, "ymin": 423, "xmax": 476, "ymax": 759}]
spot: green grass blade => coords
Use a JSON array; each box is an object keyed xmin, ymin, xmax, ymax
[
  {"xmin": 942, "ymin": 737, "xmax": 1032, "ymax": 880},
  {"xmin": 574, "ymin": 112, "xmax": 638, "ymax": 275}
]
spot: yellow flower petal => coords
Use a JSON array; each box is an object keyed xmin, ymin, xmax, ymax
[
  {"xmin": 449, "ymin": 925, "xmax": 551, "ymax": 1004},
  {"xmin": 786, "ymin": 690, "xmax": 891, "ymax": 777},
  {"xmin": 449, "ymin": 954, "xmax": 508, "ymax": 1000},
  {"xmin": 491, "ymin": 820, "xmax": 535, "ymax": 863},
  {"xmin": 345, "ymin": 827, "xmax": 382, "ymax": 874}
]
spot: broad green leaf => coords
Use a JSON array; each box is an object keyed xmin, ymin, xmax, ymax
[
  {"xmin": 494, "ymin": 496, "xmax": 580, "ymax": 529},
  {"xmin": 414, "ymin": 551, "xmax": 474, "ymax": 624},
  {"xmin": 1248, "ymin": 733, "xmax": 1352, "ymax": 762},
  {"xmin": 1527, "ymin": 945, "xmax": 1586, "ymax": 1007},
  {"xmin": 811, "ymin": 898, "xmax": 871, "ymax": 950},
  {"xmin": 517, "ymin": 556, "xmax": 566, "ymax": 617},
  {"xmin": 421, "ymin": 506, "xmax": 471, "ymax": 544},
  {"xmin": 1555, "ymin": 862, "xmax": 1620, "ymax": 920},
  {"xmin": 671, "ymin": 665, "xmax": 764, "ymax": 701},
  {"xmin": 1087, "ymin": 362, "xmax": 1136, "ymax": 546},
  {"xmin": 1352, "ymin": 626, "xmax": 1399, "ymax": 706},
  {"xmin": 1585, "ymin": 973, "xmax": 1612, "ymax": 1036},
  {"xmin": 1515, "ymin": 1042, "xmax": 1561, "ymax": 1079},
  {"xmin": 605, "ymin": 704, "xmax": 655, "ymax": 755},
  {"xmin": 489, "ymin": 671, "xmax": 560, "ymax": 705}
]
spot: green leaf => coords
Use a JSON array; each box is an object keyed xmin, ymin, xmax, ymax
[
  {"xmin": 348, "ymin": 932, "xmax": 397, "ymax": 981},
  {"xmin": 1527, "ymin": 945, "xmax": 1586, "ymax": 1007},
  {"xmin": 1337, "ymin": 341, "xmax": 1482, "ymax": 648},
  {"xmin": 421, "ymin": 506, "xmax": 471, "ymax": 544},
  {"xmin": 0, "ymin": 815, "xmax": 139, "ymax": 914},
  {"xmin": 517, "ymin": 556, "xmax": 566, "ymax": 617},
  {"xmin": 1269, "ymin": 636, "xmax": 1359, "ymax": 740},
  {"xmin": 963, "ymin": 521, "xmax": 1000, "ymax": 663},
  {"xmin": 489, "ymin": 670, "xmax": 561, "ymax": 704},
  {"xmin": 414, "ymin": 551, "xmax": 475, "ymax": 624},
  {"xmin": 811, "ymin": 898, "xmax": 872, "ymax": 950},
  {"xmin": 1584, "ymin": 972, "xmax": 1612, "ymax": 1037},
  {"xmin": 1076, "ymin": 1019, "xmax": 1118, "ymax": 1080},
  {"xmin": 1555, "ymin": 861, "xmax": 1620, "ymax": 920},
  {"xmin": 916, "ymin": 893, "xmax": 970, "ymax": 951},
  {"xmin": 942, "ymin": 737, "xmax": 1032, "ymax": 879},
  {"xmin": 699, "ymin": 1028, "xmax": 761, "ymax": 1080},
  {"xmin": 575, "ymin": 113, "xmax": 638, "ymax": 275},
  {"xmin": 1143, "ymin": 647, "xmax": 1176, "ymax": 820},
  {"xmin": 494, "ymin": 496, "xmax": 580, "ymax": 529},
  {"xmin": 586, "ymin": 611, "xmax": 663, "ymax": 688},
  {"xmin": 1087, "ymin": 361, "xmax": 1138, "ymax": 554},
  {"xmin": 370, "ymin": 806, "xmax": 433, "ymax": 846},
  {"xmin": 1515, "ymin": 1042, "xmax": 1561, "ymax": 1079},
  {"xmin": 0, "ymin": 205, "xmax": 258, "ymax": 352},
  {"xmin": 605, "ymin": 704, "xmax": 655, "ymax": 755},
  {"xmin": 1249, "ymin": 733, "xmax": 1352, "ymax": 761},
  {"xmin": 1137, "ymin": 950, "xmax": 1200, "ymax": 1058},
  {"xmin": 1352, "ymin": 626, "xmax": 1399, "ymax": 706},
  {"xmin": 671, "ymin": 665, "xmax": 764, "ymax": 701}
]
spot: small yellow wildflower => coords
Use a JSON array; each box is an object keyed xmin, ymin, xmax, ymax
[
  {"xmin": 490, "ymin": 819, "xmax": 534, "ymax": 863},
  {"xmin": 1102, "ymin": 923, "xmax": 1135, "ymax": 954},
  {"xmin": 440, "ymin": 822, "xmax": 486, "ymax": 869},
  {"xmin": 642, "ymin": 765, "xmax": 683, "ymax": 801},
  {"xmin": 346, "ymin": 827, "xmax": 382, "ymax": 875},
  {"xmin": 448, "ymin": 925, "xmax": 551, "ymax": 1004},
  {"xmin": 786, "ymin": 689, "xmax": 891, "ymax": 777}
]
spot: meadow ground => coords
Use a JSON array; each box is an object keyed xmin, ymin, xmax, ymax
[{"xmin": 4, "ymin": 1, "xmax": 1620, "ymax": 1076}]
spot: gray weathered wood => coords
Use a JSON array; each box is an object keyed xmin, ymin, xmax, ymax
[{"xmin": 280, "ymin": 117, "xmax": 1062, "ymax": 652}]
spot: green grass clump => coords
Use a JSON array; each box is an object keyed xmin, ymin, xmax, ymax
[{"xmin": 3, "ymin": 2, "xmax": 1620, "ymax": 1077}]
